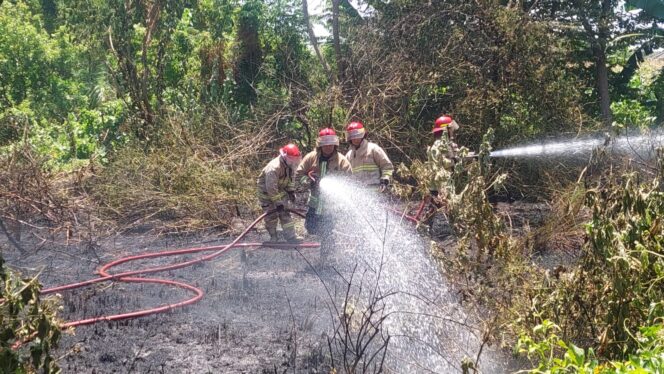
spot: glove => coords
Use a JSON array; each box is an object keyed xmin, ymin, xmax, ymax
[
  {"xmin": 308, "ymin": 171, "xmax": 319, "ymax": 189},
  {"xmin": 275, "ymin": 204, "xmax": 285, "ymax": 213},
  {"xmin": 287, "ymin": 191, "xmax": 296, "ymax": 203},
  {"xmin": 379, "ymin": 178, "xmax": 389, "ymax": 192},
  {"xmin": 310, "ymin": 177, "xmax": 319, "ymax": 191}
]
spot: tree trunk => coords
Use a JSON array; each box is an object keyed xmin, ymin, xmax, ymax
[
  {"xmin": 302, "ymin": 0, "xmax": 331, "ymax": 79},
  {"xmin": 578, "ymin": 0, "xmax": 613, "ymax": 129},
  {"xmin": 594, "ymin": 44, "xmax": 613, "ymax": 128},
  {"xmin": 596, "ymin": 0, "xmax": 613, "ymax": 128},
  {"xmin": 332, "ymin": 0, "xmax": 344, "ymax": 82}
]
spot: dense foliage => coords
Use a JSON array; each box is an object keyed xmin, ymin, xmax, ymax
[
  {"xmin": 1, "ymin": 0, "xmax": 663, "ymax": 371},
  {"xmin": 531, "ymin": 157, "xmax": 664, "ymax": 359}
]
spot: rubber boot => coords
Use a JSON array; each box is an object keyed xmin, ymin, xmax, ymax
[
  {"xmin": 285, "ymin": 234, "xmax": 304, "ymax": 244},
  {"xmin": 266, "ymin": 228, "xmax": 279, "ymax": 243}
]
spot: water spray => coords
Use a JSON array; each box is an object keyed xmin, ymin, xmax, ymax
[
  {"xmin": 317, "ymin": 176, "xmax": 509, "ymax": 372},
  {"xmin": 490, "ymin": 131, "xmax": 664, "ymax": 159}
]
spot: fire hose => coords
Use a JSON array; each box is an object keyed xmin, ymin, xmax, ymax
[
  {"xmin": 386, "ymin": 195, "xmax": 437, "ymax": 224},
  {"xmin": 8, "ymin": 209, "xmax": 319, "ymax": 348},
  {"xmin": 8, "ymin": 194, "xmax": 432, "ymax": 349}
]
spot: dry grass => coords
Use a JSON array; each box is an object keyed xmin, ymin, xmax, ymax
[
  {"xmin": 529, "ymin": 170, "xmax": 589, "ymax": 255},
  {"xmin": 0, "ymin": 144, "xmax": 79, "ymax": 247},
  {"xmin": 83, "ymin": 112, "xmax": 274, "ymax": 235},
  {"xmin": 0, "ymin": 108, "xmax": 282, "ymax": 248}
]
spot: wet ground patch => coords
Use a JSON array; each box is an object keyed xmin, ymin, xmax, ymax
[{"xmin": 3, "ymin": 231, "xmax": 332, "ymax": 373}]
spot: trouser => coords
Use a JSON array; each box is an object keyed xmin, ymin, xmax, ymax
[
  {"xmin": 305, "ymin": 207, "xmax": 331, "ymax": 235},
  {"xmin": 260, "ymin": 198, "xmax": 296, "ymax": 239},
  {"xmin": 305, "ymin": 207, "xmax": 336, "ymax": 261}
]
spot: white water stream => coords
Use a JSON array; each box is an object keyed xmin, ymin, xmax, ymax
[
  {"xmin": 490, "ymin": 132, "xmax": 664, "ymax": 159},
  {"xmin": 317, "ymin": 176, "xmax": 510, "ymax": 373}
]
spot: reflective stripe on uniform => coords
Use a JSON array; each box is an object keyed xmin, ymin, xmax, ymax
[
  {"xmin": 257, "ymin": 191, "xmax": 286, "ymax": 202},
  {"xmin": 316, "ymin": 162, "xmax": 328, "ymax": 214},
  {"xmin": 346, "ymin": 141, "xmax": 393, "ymax": 186},
  {"xmin": 353, "ymin": 164, "xmax": 380, "ymax": 172}
]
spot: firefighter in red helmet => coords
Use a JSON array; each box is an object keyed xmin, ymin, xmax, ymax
[
  {"xmin": 295, "ymin": 128, "xmax": 352, "ymax": 236},
  {"xmin": 427, "ymin": 114, "xmax": 464, "ymax": 198},
  {"xmin": 344, "ymin": 121, "xmax": 394, "ymax": 192},
  {"xmin": 432, "ymin": 115, "xmax": 460, "ymax": 144},
  {"xmin": 257, "ymin": 143, "xmax": 304, "ymax": 243}
]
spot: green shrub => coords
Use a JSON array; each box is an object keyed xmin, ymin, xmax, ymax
[
  {"xmin": 528, "ymin": 150, "xmax": 664, "ymax": 360},
  {"xmin": 517, "ymin": 320, "xmax": 664, "ymax": 373},
  {"xmin": 0, "ymin": 256, "xmax": 61, "ymax": 373}
]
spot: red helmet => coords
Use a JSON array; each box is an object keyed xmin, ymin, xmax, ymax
[
  {"xmin": 280, "ymin": 143, "xmax": 301, "ymax": 168},
  {"xmin": 345, "ymin": 121, "xmax": 366, "ymax": 141},
  {"xmin": 317, "ymin": 128, "xmax": 339, "ymax": 147},
  {"xmin": 432, "ymin": 115, "xmax": 453, "ymax": 133},
  {"xmin": 280, "ymin": 143, "xmax": 300, "ymax": 157}
]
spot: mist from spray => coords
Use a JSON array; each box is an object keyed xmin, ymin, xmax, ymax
[
  {"xmin": 490, "ymin": 131, "xmax": 664, "ymax": 159},
  {"xmin": 317, "ymin": 176, "xmax": 509, "ymax": 373}
]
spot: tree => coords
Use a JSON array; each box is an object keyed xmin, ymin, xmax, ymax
[
  {"xmin": 332, "ymin": 0, "xmax": 343, "ymax": 83},
  {"xmin": 340, "ymin": 0, "xmax": 585, "ymax": 152},
  {"xmin": 59, "ymin": 0, "xmax": 189, "ymax": 141},
  {"xmin": 527, "ymin": 0, "xmax": 663, "ymax": 128},
  {"xmin": 302, "ymin": 0, "xmax": 330, "ymax": 79},
  {"xmin": 234, "ymin": 0, "xmax": 263, "ymax": 106}
]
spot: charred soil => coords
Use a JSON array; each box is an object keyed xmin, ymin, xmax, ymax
[{"xmin": 0, "ymin": 201, "xmax": 576, "ymax": 373}]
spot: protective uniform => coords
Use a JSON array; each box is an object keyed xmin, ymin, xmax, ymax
[
  {"xmin": 344, "ymin": 122, "xmax": 393, "ymax": 189},
  {"xmin": 427, "ymin": 115, "xmax": 462, "ymax": 197},
  {"xmin": 257, "ymin": 144, "xmax": 302, "ymax": 242},
  {"xmin": 295, "ymin": 128, "xmax": 352, "ymax": 235}
]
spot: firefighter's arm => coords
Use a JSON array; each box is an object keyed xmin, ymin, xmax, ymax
[
  {"xmin": 294, "ymin": 154, "xmax": 314, "ymax": 189},
  {"xmin": 340, "ymin": 156, "xmax": 353, "ymax": 174},
  {"xmin": 373, "ymin": 146, "xmax": 394, "ymax": 181},
  {"xmin": 264, "ymin": 169, "xmax": 281, "ymax": 202}
]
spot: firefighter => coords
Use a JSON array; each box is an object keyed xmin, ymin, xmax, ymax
[
  {"xmin": 425, "ymin": 115, "xmax": 471, "ymax": 239},
  {"xmin": 257, "ymin": 143, "xmax": 303, "ymax": 243},
  {"xmin": 344, "ymin": 121, "xmax": 394, "ymax": 192},
  {"xmin": 432, "ymin": 115, "xmax": 460, "ymax": 160},
  {"xmin": 295, "ymin": 128, "xmax": 352, "ymax": 235},
  {"xmin": 427, "ymin": 114, "xmax": 461, "ymax": 199}
]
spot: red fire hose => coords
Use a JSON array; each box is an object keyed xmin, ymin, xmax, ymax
[
  {"xmin": 11, "ymin": 210, "xmax": 319, "ymax": 337},
  {"xmin": 9, "ymin": 196, "xmax": 428, "ymax": 348},
  {"xmin": 386, "ymin": 196, "xmax": 434, "ymax": 224}
]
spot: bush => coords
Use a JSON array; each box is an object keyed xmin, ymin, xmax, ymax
[
  {"xmin": 540, "ymin": 161, "xmax": 664, "ymax": 357},
  {"xmin": 517, "ymin": 320, "xmax": 664, "ymax": 373},
  {"xmin": 0, "ymin": 256, "xmax": 61, "ymax": 373}
]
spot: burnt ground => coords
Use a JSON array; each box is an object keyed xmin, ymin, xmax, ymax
[
  {"xmin": 3, "ymin": 226, "xmax": 334, "ymax": 373},
  {"xmin": 1, "ymin": 201, "xmax": 582, "ymax": 373}
]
